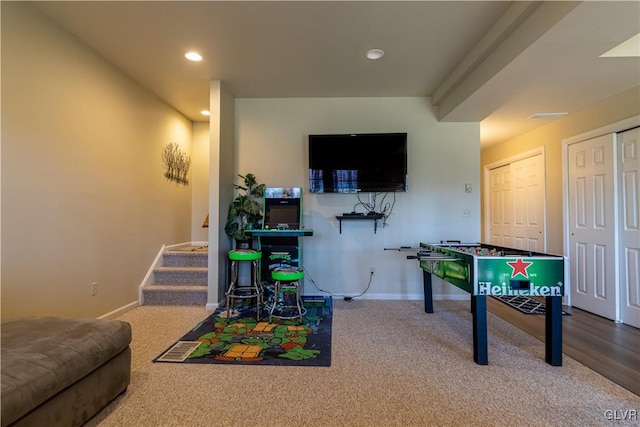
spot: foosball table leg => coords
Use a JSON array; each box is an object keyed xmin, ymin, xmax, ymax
[
  {"xmin": 472, "ymin": 295, "xmax": 488, "ymax": 365},
  {"xmin": 423, "ymin": 271, "xmax": 434, "ymax": 313},
  {"xmin": 545, "ymin": 295, "xmax": 563, "ymax": 366}
]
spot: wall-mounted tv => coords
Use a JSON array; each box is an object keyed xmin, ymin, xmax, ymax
[{"xmin": 308, "ymin": 132, "xmax": 407, "ymax": 193}]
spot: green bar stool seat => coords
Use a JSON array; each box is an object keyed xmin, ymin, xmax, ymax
[
  {"xmin": 269, "ymin": 268, "xmax": 306, "ymax": 322},
  {"xmin": 226, "ymin": 249, "xmax": 262, "ymax": 321}
]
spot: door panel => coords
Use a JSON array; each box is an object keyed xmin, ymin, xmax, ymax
[
  {"xmin": 619, "ymin": 127, "xmax": 640, "ymax": 328},
  {"xmin": 489, "ymin": 155, "xmax": 545, "ymax": 251},
  {"xmin": 568, "ymin": 134, "xmax": 617, "ymax": 320},
  {"xmin": 576, "ymin": 242, "xmax": 587, "ymax": 293},
  {"xmin": 512, "ymin": 155, "xmax": 544, "ymax": 251},
  {"xmin": 489, "ymin": 165, "xmax": 512, "ymax": 247},
  {"xmin": 594, "ymin": 244, "xmax": 607, "ymax": 299}
]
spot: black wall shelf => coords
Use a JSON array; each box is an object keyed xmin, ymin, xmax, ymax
[{"xmin": 335, "ymin": 214, "xmax": 384, "ymax": 234}]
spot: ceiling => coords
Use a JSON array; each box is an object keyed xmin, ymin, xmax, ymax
[{"xmin": 33, "ymin": 1, "xmax": 640, "ymax": 148}]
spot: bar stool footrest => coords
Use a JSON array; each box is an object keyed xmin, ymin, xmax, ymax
[{"xmin": 269, "ymin": 306, "xmax": 308, "ymax": 321}]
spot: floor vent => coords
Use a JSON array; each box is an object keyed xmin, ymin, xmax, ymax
[{"xmin": 156, "ymin": 341, "xmax": 202, "ymax": 362}]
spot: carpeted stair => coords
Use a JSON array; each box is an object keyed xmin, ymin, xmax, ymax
[{"xmin": 143, "ymin": 246, "xmax": 208, "ymax": 306}]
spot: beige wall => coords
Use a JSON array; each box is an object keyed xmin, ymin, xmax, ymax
[
  {"xmin": 1, "ymin": 2, "xmax": 192, "ymax": 319},
  {"xmin": 481, "ymin": 86, "xmax": 640, "ymax": 255},
  {"xmin": 191, "ymin": 122, "xmax": 210, "ymax": 242},
  {"xmin": 234, "ymin": 97, "xmax": 480, "ymax": 299}
]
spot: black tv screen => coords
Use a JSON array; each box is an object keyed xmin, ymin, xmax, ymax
[{"xmin": 308, "ymin": 133, "xmax": 407, "ymax": 193}]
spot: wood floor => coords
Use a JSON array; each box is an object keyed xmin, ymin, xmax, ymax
[{"xmin": 487, "ymin": 298, "xmax": 640, "ymax": 397}]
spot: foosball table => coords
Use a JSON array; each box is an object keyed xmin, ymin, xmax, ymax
[{"xmin": 408, "ymin": 242, "xmax": 566, "ymax": 366}]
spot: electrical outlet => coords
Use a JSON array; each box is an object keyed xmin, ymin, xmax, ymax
[
  {"xmin": 369, "ymin": 266, "xmax": 375, "ymax": 275},
  {"xmin": 462, "ymin": 209, "xmax": 471, "ymax": 218},
  {"xmin": 91, "ymin": 282, "xmax": 99, "ymax": 296}
]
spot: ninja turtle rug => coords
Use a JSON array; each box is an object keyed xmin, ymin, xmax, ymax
[{"xmin": 154, "ymin": 296, "xmax": 332, "ymax": 367}]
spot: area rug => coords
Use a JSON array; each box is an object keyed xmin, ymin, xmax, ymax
[
  {"xmin": 154, "ymin": 296, "xmax": 332, "ymax": 366},
  {"xmin": 492, "ymin": 295, "xmax": 569, "ymax": 315}
]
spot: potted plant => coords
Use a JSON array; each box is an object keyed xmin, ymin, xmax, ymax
[{"xmin": 224, "ymin": 173, "xmax": 265, "ymax": 248}]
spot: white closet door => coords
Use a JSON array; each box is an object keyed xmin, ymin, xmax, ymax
[
  {"xmin": 489, "ymin": 165, "xmax": 512, "ymax": 247},
  {"xmin": 568, "ymin": 134, "xmax": 617, "ymax": 320},
  {"xmin": 489, "ymin": 155, "xmax": 545, "ymax": 251},
  {"xmin": 511, "ymin": 155, "xmax": 545, "ymax": 251},
  {"xmin": 618, "ymin": 127, "xmax": 640, "ymax": 328}
]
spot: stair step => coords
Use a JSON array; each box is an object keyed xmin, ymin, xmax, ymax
[
  {"xmin": 163, "ymin": 251, "xmax": 208, "ymax": 267},
  {"xmin": 142, "ymin": 285, "xmax": 208, "ymax": 306},
  {"xmin": 153, "ymin": 267, "xmax": 208, "ymax": 285},
  {"xmin": 143, "ymin": 245, "xmax": 209, "ymax": 306}
]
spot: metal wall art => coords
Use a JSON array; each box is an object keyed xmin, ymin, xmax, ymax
[{"xmin": 161, "ymin": 142, "xmax": 191, "ymax": 185}]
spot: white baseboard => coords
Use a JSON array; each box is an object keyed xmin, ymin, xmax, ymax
[
  {"xmin": 102, "ymin": 294, "xmax": 468, "ymax": 318},
  {"xmin": 434, "ymin": 294, "xmax": 470, "ymax": 301},
  {"xmin": 98, "ymin": 301, "xmax": 139, "ymax": 319},
  {"xmin": 330, "ymin": 293, "xmax": 471, "ymax": 301},
  {"xmin": 139, "ymin": 244, "xmax": 166, "ymax": 304}
]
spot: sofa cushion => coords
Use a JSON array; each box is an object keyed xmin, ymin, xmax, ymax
[{"xmin": 1, "ymin": 317, "xmax": 132, "ymax": 426}]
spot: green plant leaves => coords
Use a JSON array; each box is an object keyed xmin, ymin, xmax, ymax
[{"xmin": 225, "ymin": 173, "xmax": 265, "ymax": 241}]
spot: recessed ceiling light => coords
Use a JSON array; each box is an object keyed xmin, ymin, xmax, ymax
[
  {"xmin": 200, "ymin": 110, "xmax": 210, "ymax": 116},
  {"xmin": 185, "ymin": 51, "xmax": 202, "ymax": 62},
  {"xmin": 366, "ymin": 49, "xmax": 384, "ymax": 60},
  {"xmin": 528, "ymin": 112, "xmax": 568, "ymax": 120}
]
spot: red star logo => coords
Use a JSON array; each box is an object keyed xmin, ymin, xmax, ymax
[{"xmin": 507, "ymin": 259, "xmax": 533, "ymax": 278}]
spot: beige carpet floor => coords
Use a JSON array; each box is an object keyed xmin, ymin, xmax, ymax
[{"xmin": 86, "ymin": 299, "xmax": 640, "ymax": 426}]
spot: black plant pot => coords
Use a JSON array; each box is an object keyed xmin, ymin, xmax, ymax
[{"xmin": 235, "ymin": 239, "xmax": 252, "ymax": 250}]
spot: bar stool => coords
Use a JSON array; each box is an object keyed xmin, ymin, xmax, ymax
[
  {"xmin": 226, "ymin": 249, "xmax": 262, "ymax": 321},
  {"xmin": 269, "ymin": 268, "xmax": 306, "ymax": 322}
]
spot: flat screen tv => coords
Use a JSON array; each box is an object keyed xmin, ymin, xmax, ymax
[{"xmin": 308, "ymin": 132, "xmax": 407, "ymax": 193}]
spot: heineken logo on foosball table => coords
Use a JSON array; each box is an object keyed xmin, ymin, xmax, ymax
[
  {"xmin": 507, "ymin": 258, "xmax": 532, "ymax": 278},
  {"xmin": 476, "ymin": 257, "xmax": 564, "ymax": 296}
]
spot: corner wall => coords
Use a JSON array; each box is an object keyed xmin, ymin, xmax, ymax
[
  {"xmin": 191, "ymin": 122, "xmax": 210, "ymax": 242},
  {"xmin": 1, "ymin": 2, "xmax": 192, "ymax": 319},
  {"xmin": 207, "ymin": 81, "xmax": 235, "ymax": 305}
]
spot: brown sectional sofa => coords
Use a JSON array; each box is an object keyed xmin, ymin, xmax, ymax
[{"xmin": 1, "ymin": 317, "xmax": 131, "ymax": 427}]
